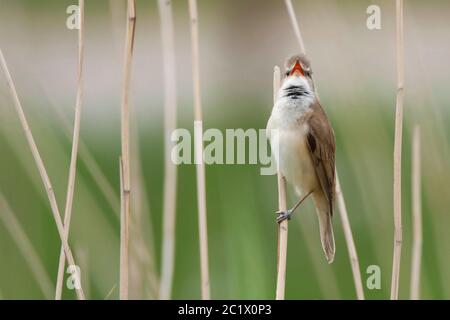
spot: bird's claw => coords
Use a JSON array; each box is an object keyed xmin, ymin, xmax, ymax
[{"xmin": 276, "ymin": 209, "xmax": 292, "ymax": 224}]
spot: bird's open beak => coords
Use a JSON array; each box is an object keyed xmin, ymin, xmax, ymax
[{"xmin": 289, "ymin": 60, "xmax": 304, "ymax": 77}]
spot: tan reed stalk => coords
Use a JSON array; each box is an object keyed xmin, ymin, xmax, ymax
[
  {"xmin": 158, "ymin": 0, "xmax": 178, "ymax": 300},
  {"xmin": 284, "ymin": 0, "xmax": 306, "ymax": 54},
  {"xmin": 0, "ymin": 192, "xmax": 53, "ymax": 299},
  {"xmin": 410, "ymin": 125, "xmax": 421, "ymax": 300},
  {"xmin": 336, "ymin": 173, "xmax": 365, "ymax": 299},
  {"xmin": 0, "ymin": 48, "xmax": 85, "ymax": 300},
  {"xmin": 55, "ymin": 0, "xmax": 85, "ymax": 300},
  {"xmin": 273, "ymin": 66, "xmax": 289, "ymax": 300},
  {"xmin": 119, "ymin": 0, "xmax": 136, "ymax": 300},
  {"xmin": 283, "ymin": 0, "xmax": 365, "ymax": 300},
  {"xmin": 188, "ymin": 0, "xmax": 210, "ymax": 300},
  {"xmin": 119, "ymin": 156, "xmax": 129, "ymax": 299},
  {"xmin": 391, "ymin": 0, "xmax": 404, "ymax": 300}
]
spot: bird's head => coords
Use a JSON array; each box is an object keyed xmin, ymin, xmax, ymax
[
  {"xmin": 280, "ymin": 54, "xmax": 315, "ymax": 102},
  {"xmin": 284, "ymin": 54, "xmax": 313, "ymax": 84}
]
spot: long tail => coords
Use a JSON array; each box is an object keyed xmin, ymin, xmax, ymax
[{"xmin": 313, "ymin": 191, "xmax": 335, "ymax": 263}]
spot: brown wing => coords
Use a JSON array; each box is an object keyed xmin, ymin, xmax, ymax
[{"xmin": 305, "ymin": 102, "xmax": 336, "ymax": 215}]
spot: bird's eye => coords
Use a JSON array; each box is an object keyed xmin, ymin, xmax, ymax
[{"xmin": 285, "ymin": 70, "xmax": 290, "ymax": 77}]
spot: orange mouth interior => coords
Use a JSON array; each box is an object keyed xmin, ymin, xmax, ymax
[{"xmin": 289, "ymin": 60, "xmax": 304, "ymax": 76}]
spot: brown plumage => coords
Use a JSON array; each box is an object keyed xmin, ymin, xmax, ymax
[{"xmin": 304, "ymin": 102, "xmax": 336, "ymax": 216}]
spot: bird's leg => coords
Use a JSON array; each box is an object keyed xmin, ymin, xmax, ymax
[{"xmin": 276, "ymin": 191, "xmax": 313, "ymax": 223}]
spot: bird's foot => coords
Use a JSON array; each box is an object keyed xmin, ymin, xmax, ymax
[{"xmin": 276, "ymin": 209, "xmax": 292, "ymax": 224}]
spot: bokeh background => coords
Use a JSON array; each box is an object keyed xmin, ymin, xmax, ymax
[{"xmin": 0, "ymin": 0, "xmax": 449, "ymax": 299}]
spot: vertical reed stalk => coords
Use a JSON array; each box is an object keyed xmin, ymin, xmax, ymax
[
  {"xmin": 391, "ymin": 0, "xmax": 404, "ymax": 300},
  {"xmin": 284, "ymin": 0, "xmax": 364, "ymax": 299},
  {"xmin": 158, "ymin": 0, "xmax": 178, "ymax": 300},
  {"xmin": 0, "ymin": 48, "xmax": 85, "ymax": 300},
  {"xmin": 120, "ymin": 0, "xmax": 136, "ymax": 300},
  {"xmin": 55, "ymin": 0, "xmax": 85, "ymax": 300},
  {"xmin": 106, "ymin": 2, "xmax": 159, "ymax": 298},
  {"xmin": 188, "ymin": 0, "xmax": 210, "ymax": 300},
  {"xmin": 410, "ymin": 125, "xmax": 421, "ymax": 300},
  {"xmin": 0, "ymin": 192, "xmax": 53, "ymax": 299},
  {"xmin": 273, "ymin": 66, "xmax": 288, "ymax": 300},
  {"xmin": 119, "ymin": 157, "xmax": 128, "ymax": 299}
]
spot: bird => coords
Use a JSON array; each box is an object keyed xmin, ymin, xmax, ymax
[{"xmin": 266, "ymin": 53, "xmax": 336, "ymax": 263}]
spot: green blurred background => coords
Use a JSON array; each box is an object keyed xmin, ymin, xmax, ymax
[{"xmin": 0, "ymin": 0, "xmax": 449, "ymax": 299}]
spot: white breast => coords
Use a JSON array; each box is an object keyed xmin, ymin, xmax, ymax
[
  {"xmin": 270, "ymin": 123, "xmax": 317, "ymax": 196},
  {"xmin": 266, "ymin": 76, "xmax": 317, "ymax": 196}
]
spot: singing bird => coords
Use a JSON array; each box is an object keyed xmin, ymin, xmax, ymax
[{"xmin": 266, "ymin": 54, "xmax": 336, "ymax": 263}]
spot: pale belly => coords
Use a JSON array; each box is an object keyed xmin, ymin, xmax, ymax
[{"xmin": 272, "ymin": 129, "xmax": 317, "ymax": 196}]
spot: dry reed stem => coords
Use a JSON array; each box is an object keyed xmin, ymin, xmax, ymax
[
  {"xmin": 335, "ymin": 173, "xmax": 365, "ymax": 299},
  {"xmin": 109, "ymin": 3, "xmax": 159, "ymax": 296},
  {"xmin": 273, "ymin": 66, "xmax": 288, "ymax": 300},
  {"xmin": 119, "ymin": 0, "xmax": 136, "ymax": 300},
  {"xmin": 55, "ymin": 0, "xmax": 85, "ymax": 300},
  {"xmin": 410, "ymin": 125, "xmax": 421, "ymax": 300},
  {"xmin": 119, "ymin": 157, "xmax": 129, "ymax": 299},
  {"xmin": 0, "ymin": 48, "xmax": 85, "ymax": 300},
  {"xmin": 391, "ymin": 0, "xmax": 404, "ymax": 300},
  {"xmin": 0, "ymin": 192, "xmax": 53, "ymax": 299},
  {"xmin": 188, "ymin": 0, "xmax": 210, "ymax": 300},
  {"xmin": 158, "ymin": 0, "xmax": 178, "ymax": 300},
  {"xmin": 284, "ymin": 0, "xmax": 364, "ymax": 299},
  {"xmin": 284, "ymin": 0, "xmax": 306, "ymax": 54}
]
